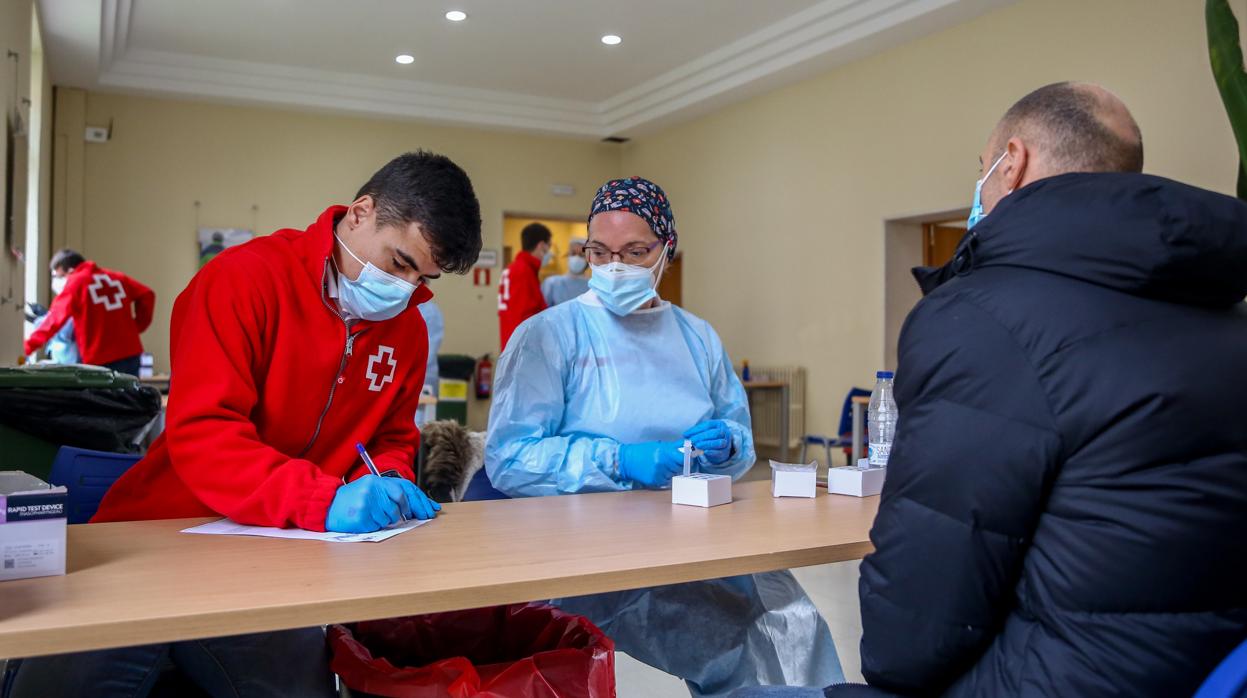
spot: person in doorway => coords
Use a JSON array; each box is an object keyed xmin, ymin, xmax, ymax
[
  {"xmin": 10, "ymin": 151, "xmax": 482, "ymax": 698},
  {"xmin": 498, "ymin": 221, "xmax": 551, "ymax": 350},
  {"xmin": 416, "ymin": 296, "xmax": 444, "ymax": 425},
  {"xmin": 732, "ymin": 83, "xmax": 1247, "ymax": 698},
  {"xmin": 486, "ymin": 177, "xmax": 843, "ymax": 697},
  {"xmin": 23, "ymin": 249, "xmax": 155, "ymax": 376},
  {"xmin": 541, "ymin": 235, "xmax": 590, "ymax": 305}
]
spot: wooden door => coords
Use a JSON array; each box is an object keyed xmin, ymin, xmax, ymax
[
  {"xmin": 657, "ymin": 252, "xmax": 683, "ymax": 307},
  {"xmin": 923, "ymin": 224, "xmax": 965, "ymax": 267}
]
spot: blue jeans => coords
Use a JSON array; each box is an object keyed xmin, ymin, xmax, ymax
[
  {"xmin": 102, "ymin": 354, "xmax": 142, "ymax": 378},
  {"xmin": 8, "ymin": 628, "xmax": 335, "ymax": 698}
]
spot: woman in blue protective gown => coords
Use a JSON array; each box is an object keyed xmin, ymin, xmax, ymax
[{"xmin": 485, "ymin": 177, "xmax": 843, "ymax": 697}]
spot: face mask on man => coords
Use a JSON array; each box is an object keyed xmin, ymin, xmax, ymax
[
  {"xmin": 542, "ymin": 247, "xmax": 555, "ymax": 266},
  {"xmin": 967, "ymin": 150, "xmax": 1010, "ymax": 230},
  {"xmin": 588, "ymin": 245, "xmax": 669, "ymax": 316},
  {"xmin": 334, "ymin": 233, "xmax": 419, "ymax": 322},
  {"xmin": 567, "ymin": 256, "xmax": 588, "ymax": 275},
  {"xmin": 50, "ymin": 275, "xmax": 67, "ymax": 296}
]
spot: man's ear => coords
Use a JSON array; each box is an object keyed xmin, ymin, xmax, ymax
[
  {"xmin": 346, "ymin": 195, "xmax": 375, "ymax": 230},
  {"xmin": 1001, "ymin": 137, "xmax": 1030, "ymax": 192}
]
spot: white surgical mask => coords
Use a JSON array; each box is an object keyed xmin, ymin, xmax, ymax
[
  {"xmin": 567, "ymin": 256, "xmax": 588, "ymax": 275},
  {"xmin": 50, "ymin": 276, "xmax": 67, "ymax": 296},
  {"xmin": 334, "ymin": 233, "xmax": 419, "ymax": 322},
  {"xmin": 588, "ymin": 245, "xmax": 668, "ymax": 316}
]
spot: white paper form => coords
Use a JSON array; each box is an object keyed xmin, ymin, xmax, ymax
[{"xmin": 181, "ymin": 517, "xmax": 429, "ymax": 543}]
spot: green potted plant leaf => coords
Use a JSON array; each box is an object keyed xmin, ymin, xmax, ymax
[{"xmin": 1207, "ymin": 0, "xmax": 1247, "ymax": 200}]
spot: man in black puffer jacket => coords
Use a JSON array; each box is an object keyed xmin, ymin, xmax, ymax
[
  {"xmin": 863, "ymin": 83, "xmax": 1247, "ymax": 696},
  {"xmin": 735, "ymin": 82, "xmax": 1247, "ymax": 698}
]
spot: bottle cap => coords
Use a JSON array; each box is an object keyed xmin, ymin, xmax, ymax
[{"xmin": 876, "ymin": 371, "xmax": 895, "ymax": 379}]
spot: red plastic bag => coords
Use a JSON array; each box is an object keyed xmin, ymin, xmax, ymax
[{"xmin": 329, "ymin": 603, "xmax": 616, "ymax": 698}]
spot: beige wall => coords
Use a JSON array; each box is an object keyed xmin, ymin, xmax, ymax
[
  {"xmin": 51, "ymin": 91, "xmax": 622, "ymax": 379},
  {"xmin": 621, "ymin": 0, "xmax": 1244, "ymax": 435},
  {"xmin": 0, "ymin": 0, "xmax": 51, "ymax": 362}
]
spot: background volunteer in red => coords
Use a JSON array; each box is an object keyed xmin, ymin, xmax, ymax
[
  {"xmin": 497, "ymin": 221, "xmax": 552, "ymax": 351},
  {"xmin": 23, "ymin": 248, "xmax": 156, "ymax": 376}
]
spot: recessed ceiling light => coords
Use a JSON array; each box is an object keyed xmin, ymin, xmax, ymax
[
  {"xmin": 395, "ymin": 54, "xmax": 415, "ymax": 65},
  {"xmin": 601, "ymin": 34, "xmax": 622, "ymax": 46},
  {"xmin": 445, "ymin": 10, "xmax": 467, "ymax": 21}
]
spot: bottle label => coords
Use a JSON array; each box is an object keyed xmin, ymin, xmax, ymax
[{"xmin": 868, "ymin": 442, "xmax": 890, "ymax": 467}]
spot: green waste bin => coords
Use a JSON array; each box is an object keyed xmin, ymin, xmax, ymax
[{"xmin": 0, "ymin": 365, "xmax": 161, "ymax": 481}]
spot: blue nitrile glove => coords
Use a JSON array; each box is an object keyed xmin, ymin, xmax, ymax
[
  {"xmin": 325, "ymin": 475, "xmax": 442, "ymax": 533},
  {"xmin": 618, "ymin": 441, "xmax": 687, "ymax": 488},
  {"xmin": 683, "ymin": 420, "xmax": 733, "ymax": 465}
]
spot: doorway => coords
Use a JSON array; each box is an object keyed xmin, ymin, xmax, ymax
[
  {"xmin": 883, "ymin": 211, "xmax": 968, "ymax": 369},
  {"xmin": 501, "ymin": 213, "xmax": 683, "ymax": 307}
]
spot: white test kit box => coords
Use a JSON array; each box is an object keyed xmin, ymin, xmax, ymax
[
  {"xmin": 672, "ymin": 474, "xmax": 733, "ymax": 508},
  {"xmin": 828, "ymin": 462, "xmax": 887, "ymax": 497},
  {"xmin": 0, "ymin": 471, "xmax": 68, "ymax": 582},
  {"xmin": 770, "ymin": 460, "xmax": 818, "ymax": 498}
]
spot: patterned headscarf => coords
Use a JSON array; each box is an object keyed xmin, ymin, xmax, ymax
[{"xmin": 588, "ymin": 176, "xmax": 677, "ymax": 260}]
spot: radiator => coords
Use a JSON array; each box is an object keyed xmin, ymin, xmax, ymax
[{"xmin": 740, "ymin": 365, "xmax": 806, "ymax": 452}]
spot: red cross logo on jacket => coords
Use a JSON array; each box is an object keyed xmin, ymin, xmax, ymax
[
  {"xmin": 366, "ymin": 345, "xmax": 397, "ymax": 393},
  {"xmin": 88, "ymin": 273, "xmax": 127, "ymax": 311}
]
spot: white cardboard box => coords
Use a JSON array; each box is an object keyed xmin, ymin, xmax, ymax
[
  {"xmin": 0, "ymin": 472, "xmax": 68, "ymax": 582},
  {"xmin": 672, "ymin": 474, "xmax": 732, "ymax": 508},
  {"xmin": 828, "ymin": 465, "xmax": 887, "ymax": 497},
  {"xmin": 770, "ymin": 461, "xmax": 818, "ymax": 498}
]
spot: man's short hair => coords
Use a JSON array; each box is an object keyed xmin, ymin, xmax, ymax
[
  {"xmin": 521, "ymin": 223, "xmax": 552, "ymax": 252},
  {"xmin": 49, "ymin": 249, "xmax": 86, "ymax": 273},
  {"xmin": 997, "ymin": 82, "xmax": 1143, "ymax": 173},
  {"xmin": 355, "ymin": 151, "xmax": 483, "ymax": 274}
]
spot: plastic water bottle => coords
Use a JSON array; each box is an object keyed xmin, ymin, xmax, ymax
[{"xmin": 867, "ymin": 371, "xmax": 897, "ymax": 467}]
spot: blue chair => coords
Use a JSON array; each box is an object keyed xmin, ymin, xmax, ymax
[
  {"xmin": 1195, "ymin": 637, "xmax": 1247, "ymax": 698},
  {"xmin": 461, "ymin": 467, "xmax": 510, "ymax": 502},
  {"xmin": 800, "ymin": 387, "xmax": 872, "ymax": 466},
  {"xmin": 48, "ymin": 446, "xmax": 141, "ymax": 524}
]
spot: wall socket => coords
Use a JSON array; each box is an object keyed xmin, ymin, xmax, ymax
[{"xmin": 84, "ymin": 126, "xmax": 110, "ymax": 143}]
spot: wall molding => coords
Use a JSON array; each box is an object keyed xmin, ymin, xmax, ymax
[{"xmin": 96, "ymin": 0, "xmax": 1008, "ymax": 139}]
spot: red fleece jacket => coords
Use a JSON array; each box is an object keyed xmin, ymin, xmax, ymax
[{"xmin": 93, "ymin": 206, "xmax": 432, "ymax": 530}]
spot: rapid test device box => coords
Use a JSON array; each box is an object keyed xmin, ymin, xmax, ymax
[{"xmin": 0, "ymin": 471, "xmax": 68, "ymax": 582}]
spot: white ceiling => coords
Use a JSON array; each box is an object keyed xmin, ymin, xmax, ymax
[{"xmin": 38, "ymin": 0, "xmax": 1015, "ymax": 139}]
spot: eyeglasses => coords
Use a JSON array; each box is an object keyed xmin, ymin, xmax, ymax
[{"xmin": 583, "ymin": 241, "xmax": 663, "ymax": 266}]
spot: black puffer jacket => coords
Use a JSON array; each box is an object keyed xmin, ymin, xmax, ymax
[{"xmin": 859, "ymin": 173, "xmax": 1247, "ymax": 697}]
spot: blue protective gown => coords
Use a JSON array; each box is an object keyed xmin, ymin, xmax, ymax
[
  {"xmin": 415, "ymin": 300, "xmax": 444, "ymax": 426},
  {"xmin": 485, "ymin": 292, "xmax": 843, "ymax": 697},
  {"xmin": 418, "ymin": 300, "xmax": 444, "ymax": 395},
  {"xmin": 541, "ymin": 273, "xmax": 591, "ymax": 307}
]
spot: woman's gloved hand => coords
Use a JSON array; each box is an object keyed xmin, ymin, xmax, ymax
[
  {"xmin": 683, "ymin": 420, "xmax": 734, "ymax": 465},
  {"xmin": 618, "ymin": 441, "xmax": 687, "ymax": 488},
  {"xmin": 325, "ymin": 475, "xmax": 441, "ymax": 533}
]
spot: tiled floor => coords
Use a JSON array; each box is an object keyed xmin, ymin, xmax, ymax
[{"xmin": 615, "ymin": 560, "xmax": 865, "ymax": 697}]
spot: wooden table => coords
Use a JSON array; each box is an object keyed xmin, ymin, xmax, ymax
[
  {"xmin": 0, "ymin": 481, "xmax": 877, "ymax": 659},
  {"xmin": 743, "ymin": 380, "xmax": 792, "ymax": 461}
]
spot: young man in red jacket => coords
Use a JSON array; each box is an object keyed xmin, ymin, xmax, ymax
[
  {"xmin": 23, "ymin": 249, "xmax": 155, "ymax": 375},
  {"xmin": 497, "ymin": 221, "xmax": 551, "ymax": 350},
  {"xmin": 9, "ymin": 151, "xmax": 483, "ymax": 698}
]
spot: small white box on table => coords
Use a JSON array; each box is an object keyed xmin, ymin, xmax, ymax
[
  {"xmin": 827, "ymin": 461, "xmax": 887, "ymax": 497},
  {"xmin": 770, "ymin": 460, "xmax": 818, "ymax": 498},
  {"xmin": 1, "ymin": 471, "xmax": 68, "ymax": 582},
  {"xmin": 671, "ymin": 474, "xmax": 732, "ymax": 508}
]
